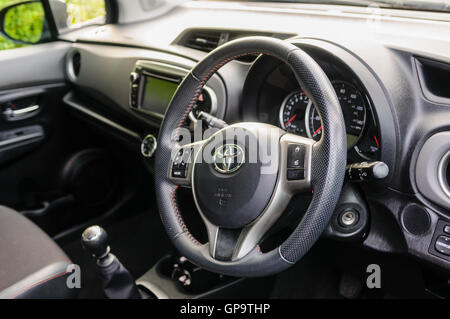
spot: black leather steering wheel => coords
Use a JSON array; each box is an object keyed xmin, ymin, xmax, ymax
[{"xmin": 155, "ymin": 37, "xmax": 347, "ymax": 277}]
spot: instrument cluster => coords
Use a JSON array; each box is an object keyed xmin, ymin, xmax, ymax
[{"xmin": 249, "ymin": 60, "xmax": 381, "ymax": 161}]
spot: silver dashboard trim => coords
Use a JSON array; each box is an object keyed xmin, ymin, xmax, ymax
[
  {"xmin": 0, "ymin": 132, "xmax": 43, "ymax": 148},
  {"xmin": 136, "ymin": 281, "xmax": 169, "ymax": 299},
  {"xmin": 141, "ymin": 134, "xmax": 158, "ymax": 158},
  {"xmin": 438, "ymin": 150, "xmax": 450, "ymax": 199},
  {"xmin": 416, "ymin": 131, "xmax": 450, "ymax": 210}
]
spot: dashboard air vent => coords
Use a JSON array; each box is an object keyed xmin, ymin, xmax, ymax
[
  {"xmin": 184, "ymin": 31, "xmax": 226, "ymax": 52},
  {"xmin": 72, "ymin": 52, "xmax": 81, "ymax": 77},
  {"xmin": 177, "ymin": 29, "xmax": 296, "ymax": 54},
  {"xmin": 66, "ymin": 49, "xmax": 81, "ymax": 82}
]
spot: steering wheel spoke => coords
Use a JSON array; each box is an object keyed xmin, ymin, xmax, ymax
[
  {"xmin": 279, "ymin": 133, "xmax": 315, "ymax": 193},
  {"xmin": 168, "ymin": 141, "xmax": 205, "ymax": 187},
  {"xmin": 199, "ymin": 131, "xmax": 316, "ymax": 262},
  {"xmin": 207, "ymin": 224, "xmax": 267, "ymax": 261},
  {"xmin": 232, "ymin": 133, "xmax": 316, "ymax": 260},
  {"xmin": 205, "ymin": 225, "xmax": 240, "ymax": 261}
]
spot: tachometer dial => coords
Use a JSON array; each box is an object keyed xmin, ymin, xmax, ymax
[
  {"xmin": 354, "ymin": 120, "xmax": 380, "ymax": 160},
  {"xmin": 279, "ymin": 91, "xmax": 311, "ymax": 135},
  {"xmin": 305, "ymin": 102, "xmax": 323, "ymax": 141}
]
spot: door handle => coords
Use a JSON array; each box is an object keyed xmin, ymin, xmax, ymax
[{"xmin": 2, "ymin": 104, "xmax": 40, "ymax": 121}]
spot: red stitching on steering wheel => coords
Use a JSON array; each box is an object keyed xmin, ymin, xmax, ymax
[
  {"xmin": 174, "ymin": 51, "xmax": 262, "ymax": 134},
  {"xmin": 171, "ymin": 51, "xmax": 269, "ymax": 246},
  {"xmin": 170, "ymin": 52, "xmax": 263, "ymax": 245}
]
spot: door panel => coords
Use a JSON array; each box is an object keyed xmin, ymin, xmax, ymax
[
  {"xmin": 0, "ymin": 42, "xmax": 70, "ymax": 89},
  {"xmin": 0, "ymin": 83, "xmax": 74, "ymax": 209},
  {"xmin": 0, "ymin": 86, "xmax": 51, "ymax": 166},
  {"xmin": 0, "ymin": 42, "xmax": 72, "ymax": 212},
  {"xmin": 0, "ymin": 41, "xmax": 106, "ymax": 235},
  {"xmin": 0, "ymin": 40, "xmax": 142, "ymax": 237}
]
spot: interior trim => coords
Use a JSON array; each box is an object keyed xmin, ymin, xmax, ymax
[
  {"xmin": 0, "ymin": 132, "xmax": 43, "ymax": 148},
  {"xmin": 438, "ymin": 150, "xmax": 450, "ymax": 199},
  {"xmin": 416, "ymin": 131, "xmax": 450, "ymax": 210},
  {"xmin": 63, "ymin": 92, "xmax": 141, "ymax": 141}
]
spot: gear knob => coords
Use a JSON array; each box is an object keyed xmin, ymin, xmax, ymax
[
  {"xmin": 81, "ymin": 225, "xmax": 110, "ymax": 259},
  {"xmin": 80, "ymin": 225, "xmax": 141, "ymax": 299}
]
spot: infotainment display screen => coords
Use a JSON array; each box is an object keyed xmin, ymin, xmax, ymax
[{"xmin": 141, "ymin": 76, "xmax": 179, "ymax": 115}]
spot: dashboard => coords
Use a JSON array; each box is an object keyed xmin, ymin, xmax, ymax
[{"xmin": 60, "ymin": 1, "xmax": 450, "ymax": 274}]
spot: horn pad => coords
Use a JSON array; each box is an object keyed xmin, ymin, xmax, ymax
[{"xmin": 192, "ymin": 125, "xmax": 281, "ymax": 229}]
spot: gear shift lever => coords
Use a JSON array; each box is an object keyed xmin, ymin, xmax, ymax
[
  {"xmin": 81, "ymin": 225, "xmax": 110, "ymax": 258},
  {"xmin": 81, "ymin": 225, "xmax": 141, "ymax": 299}
]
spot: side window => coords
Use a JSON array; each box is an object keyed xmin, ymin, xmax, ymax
[
  {"xmin": 50, "ymin": 0, "xmax": 106, "ymax": 31},
  {"xmin": 0, "ymin": 0, "xmax": 106, "ymax": 51}
]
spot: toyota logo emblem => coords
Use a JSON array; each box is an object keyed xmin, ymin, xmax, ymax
[{"xmin": 213, "ymin": 144, "xmax": 245, "ymax": 174}]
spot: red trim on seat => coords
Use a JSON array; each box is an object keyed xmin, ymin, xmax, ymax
[{"xmin": 9, "ymin": 270, "xmax": 69, "ymax": 299}]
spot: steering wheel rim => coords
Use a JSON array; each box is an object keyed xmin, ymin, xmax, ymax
[{"xmin": 155, "ymin": 37, "xmax": 347, "ymax": 277}]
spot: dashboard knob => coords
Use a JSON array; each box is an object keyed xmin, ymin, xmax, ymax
[
  {"xmin": 130, "ymin": 72, "xmax": 140, "ymax": 83},
  {"xmin": 141, "ymin": 134, "xmax": 157, "ymax": 157}
]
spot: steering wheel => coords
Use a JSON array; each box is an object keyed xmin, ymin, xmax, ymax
[{"xmin": 155, "ymin": 37, "xmax": 347, "ymax": 277}]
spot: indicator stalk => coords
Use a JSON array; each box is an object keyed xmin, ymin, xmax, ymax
[{"xmin": 346, "ymin": 161, "xmax": 389, "ymax": 182}]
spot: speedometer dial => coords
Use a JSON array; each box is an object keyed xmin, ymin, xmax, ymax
[
  {"xmin": 306, "ymin": 81, "xmax": 367, "ymax": 148},
  {"xmin": 279, "ymin": 91, "xmax": 311, "ymax": 135},
  {"xmin": 333, "ymin": 81, "xmax": 366, "ymax": 147}
]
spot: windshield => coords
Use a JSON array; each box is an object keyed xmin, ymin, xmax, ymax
[{"xmin": 212, "ymin": 0, "xmax": 450, "ymax": 13}]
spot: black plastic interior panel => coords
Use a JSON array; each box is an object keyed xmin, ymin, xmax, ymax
[{"xmin": 0, "ymin": 125, "xmax": 44, "ymax": 166}]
